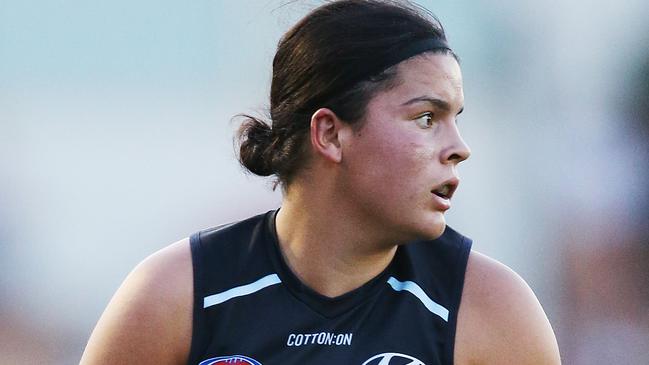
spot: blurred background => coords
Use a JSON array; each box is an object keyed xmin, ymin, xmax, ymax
[{"xmin": 1, "ymin": 0, "xmax": 648, "ymax": 363}]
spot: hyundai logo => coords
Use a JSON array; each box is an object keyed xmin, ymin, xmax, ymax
[{"xmin": 362, "ymin": 352, "xmax": 427, "ymax": 365}]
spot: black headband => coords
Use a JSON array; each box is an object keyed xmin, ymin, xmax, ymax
[
  {"xmin": 381, "ymin": 38, "xmax": 452, "ymax": 72},
  {"xmin": 351, "ymin": 38, "xmax": 451, "ymax": 87},
  {"xmin": 313, "ymin": 37, "xmax": 452, "ymax": 112},
  {"xmin": 332, "ymin": 38, "xmax": 452, "ymax": 98}
]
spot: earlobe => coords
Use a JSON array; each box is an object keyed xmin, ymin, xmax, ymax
[{"xmin": 310, "ymin": 108, "xmax": 344, "ymax": 163}]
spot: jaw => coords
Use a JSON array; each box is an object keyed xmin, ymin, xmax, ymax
[
  {"xmin": 375, "ymin": 207, "xmax": 448, "ymax": 245},
  {"xmin": 414, "ymin": 210, "xmax": 447, "ymax": 240}
]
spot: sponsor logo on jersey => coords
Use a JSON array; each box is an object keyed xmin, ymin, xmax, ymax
[
  {"xmin": 362, "ymin": 352, "xmax": 426, "ymax": 365},
  {"xmin": 286, "ymin": 332, "xmax": 353, "ymax": 346},
  {"xmin": 198, "ymin": 355, "xmax": 262, "ymax": 365}
]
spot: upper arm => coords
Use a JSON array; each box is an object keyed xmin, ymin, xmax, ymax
[
  {"xmin": 80, "ymin": 238, "xmax": 193, "ymax": 365},
  {"xmin": 455, "ymin": 251, "xmax": 561, "ymax": 365}
]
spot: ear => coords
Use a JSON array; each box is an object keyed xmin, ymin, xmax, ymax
[{"xmin": 309, "ymin": 108, "xmax": 345, "ymax": 163}]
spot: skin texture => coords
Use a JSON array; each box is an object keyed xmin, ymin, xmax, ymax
[
  {"xmin": 80, "ymin": 54, "xmax": 561, "ymax": 364},
  {"xmin": 335, "ymin": 53, "xmax": 469, "ymax": 243},
  {"xmin": 455, "ymin": 252, "xmax": 562, "ymax": 364},
  {"xmin": 80, "ymin": 239, "xmax": 192, "ymax": 365}
]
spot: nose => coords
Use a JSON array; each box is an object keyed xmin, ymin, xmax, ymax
[{"xmin": 441, "ymin": 122, "xmax": 471, "ymax": 164}]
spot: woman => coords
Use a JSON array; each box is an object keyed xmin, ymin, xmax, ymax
[{"xmin": 81, "ymin": 1, "xmax": 561, "ymax": 364}]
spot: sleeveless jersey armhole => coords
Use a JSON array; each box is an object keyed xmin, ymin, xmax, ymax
[
  {"xmin": 445, "ymin": 236, "xmax": 473, "ymax": 364},
  {"xmin": 187, "ymin": 231, "xmax": 207, "ymax": 365}
]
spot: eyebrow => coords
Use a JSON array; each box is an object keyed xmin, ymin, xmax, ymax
[{"xmin": 401, "ymin": 96, "xmax": 464, "ymax": 115}]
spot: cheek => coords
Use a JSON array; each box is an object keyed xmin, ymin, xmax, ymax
[
  {"xmin": 382, "ymin": 136, "xmax": 434, "ymax": 170},
  {"xmin": 353, "ymin": 138, "xmax": 432, "ymax": 192},
  {"xmin": 355, "ymin": 137, "xmax": 413, "ymax": 175}
]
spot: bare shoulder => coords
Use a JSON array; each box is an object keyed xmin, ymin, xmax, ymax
[
  {"xmin": 80, "ymin": 238, "xmax": 193, "ymax": 365},
  {"xmin": 454, "ymin": 250, "xmax": 561, "ymax": 365}
]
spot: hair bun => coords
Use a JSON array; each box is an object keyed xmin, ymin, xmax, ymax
[{"xmin": 237, "ymin": 115, "xmax": 276, "ymax": 176}]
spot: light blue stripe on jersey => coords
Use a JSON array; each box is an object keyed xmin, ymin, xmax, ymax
[
  {"xmin": 387, "ymin": 276, "xmax": 449, "ymax": 321},
  {"xmin": 203, "ymin": 274, "xmax": 282, "ymax": 308}
]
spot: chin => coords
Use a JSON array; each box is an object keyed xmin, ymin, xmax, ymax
[
  {"xmin": 426, "ymin": 222, "xmax": 446, "ymax": 240},
  {"xmin": 408, "ymin": 215, "xmax": 446, "ymax": 242}
]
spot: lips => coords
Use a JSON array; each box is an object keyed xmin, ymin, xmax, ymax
[
  {"xmin": 430, "ymin": 177, "xmax": 459, "ymax": 210},
  {"xmin": 431, "ymin": 177, "xmax": 459, "ymax": 199}
]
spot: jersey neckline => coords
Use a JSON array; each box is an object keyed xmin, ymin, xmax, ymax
[{"xmin": 264, "ymin": 209, "xmax": 396, "ymax": 318}]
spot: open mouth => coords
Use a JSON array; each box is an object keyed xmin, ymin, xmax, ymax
[{"xmin": 431, "ymin": 179, "xmax": 459, "ymax": 200}]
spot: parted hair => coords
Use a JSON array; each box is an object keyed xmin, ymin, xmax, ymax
[{"xmin": 237, "ymin": 0, "xmax": 453, "ymax": 187}]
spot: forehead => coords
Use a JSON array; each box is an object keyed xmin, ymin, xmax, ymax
[{"xmin": 375, "ymin": 53, "xmax": 464, "ymax": 109}]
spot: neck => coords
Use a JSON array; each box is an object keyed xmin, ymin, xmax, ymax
[{"xmin": 275, "ymin": 183, "xmax": 398, "ymax": 298}]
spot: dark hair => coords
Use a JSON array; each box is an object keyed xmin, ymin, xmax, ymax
[{"xmin": 237, "ymin": 0, "xmax": 455, "ymax": 187}]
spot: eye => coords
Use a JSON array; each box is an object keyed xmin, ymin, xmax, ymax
[{"xmin": 414, "ymin": 112, "xmax": 435, "ymax": 129}]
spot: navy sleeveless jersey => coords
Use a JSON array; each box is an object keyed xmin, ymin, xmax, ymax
[{"xmin": 187, "ymin": 210, "xmax": 472, "ymax": 365}]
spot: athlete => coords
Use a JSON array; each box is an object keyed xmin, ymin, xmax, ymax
[{"xmin": 81, "ymin": 1, "xmax": 561, "ymax": 364}]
